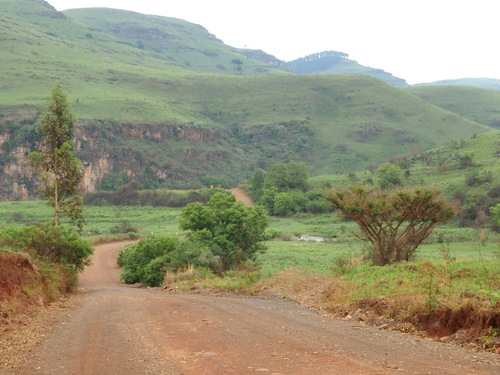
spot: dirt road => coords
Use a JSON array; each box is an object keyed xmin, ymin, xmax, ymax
[
  {"xmin": 230, "ymin": 187, "xmax": 254, "ymax": 206},
  {"xmin": 9, "ymin": 242, "xmax": 499, "ymax": 375}
]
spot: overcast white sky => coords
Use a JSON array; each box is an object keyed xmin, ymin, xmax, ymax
[{"xmin": 48, "ymin": 0, "xmax": 500, "ymax": 84}]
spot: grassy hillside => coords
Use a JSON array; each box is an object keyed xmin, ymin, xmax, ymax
[
  {"xmin": 311, "ymin": 130, "xmax": 500, "ymax": 230},
  {"xmin": 312, "ymin": 130, "xmax": 500, "ymax": 190},
  {"xmin": 68, "ymin": 75, "xmax": 493, "ymax": 185},
  {"xmin": 63, "ymin": 8, "xmax": 286, "ymax": 76},
  {"xmin": 0, "ymin": 0, "xmax": 496, "ymax": 193},
  {"xmin": 413, "ymin": 78, "xmax": 500, "ymax": 90},
  {"xmin": 0, "ymin": 1, "xmax": 177, "ymax": 111},
  {"xmin": 286, "ymin": 51, "xmax": 408, "ymax": 87},
  {"xmin": 406, "ymin": 86, "xmax": 500, "ymax": 128},
  {"xmin": 0, "ymin": 1, "xmax": 284, "ymax": 112},
  {"xmin": 161, "ymin": 74, "xmax": 489, "ymax": 175},
  {"xmin": 404, "ymin": 132, "xmax": 500, "ymax": 199}
]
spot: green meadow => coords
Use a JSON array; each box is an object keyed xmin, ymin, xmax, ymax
[{"xmin": 1, "ymin": 200, "xmax": 497, "ymax": 273}]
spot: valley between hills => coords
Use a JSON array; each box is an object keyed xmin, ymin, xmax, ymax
[{"xmin": 1, "ymin": 1, "xmax": 500, "ymax": 373}]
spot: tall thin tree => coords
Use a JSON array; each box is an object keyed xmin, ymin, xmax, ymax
[{"xmin": 29, "ymin": 83, "xmax": 84, "ymax": 229}]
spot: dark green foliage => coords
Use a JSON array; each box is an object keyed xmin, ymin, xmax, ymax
[
  {"xmin": 231, "ymin": 59, "xmax": 243, "ymax": 73},
  {"xmin": 376, "ymin": 162, "xmax": 402, "ymax": 189},
  {"xmin": 143, "ymin": 166, "xmax": 163, "ymax": 189},
  {"xmin": 200, "ymin": 176, "xmax": 231, "ymax": 189},
  {"xmin": 305, "ymin": 189, "xmax": 330, "ymax": 213},
  {"xmin": 457, "ymin": 192, "xmax": 500, "ymax": 229},
  {"xmin": 0, "ymin": 224, "xmax": 93, "ymax": 273},
  {"xmin": 487, "ymin": 185, "xmax": 500, "ymax": 199},
  {"xmin": 287, "ymin": 51, "xmax": 349, "ymax": 74},
  {"xmin": 248, "ymin": 169, "xmax": 265, "ymax": 201},
  {"xmin": 118, "ymin": 232, "xmax": 223, "ymax": 286},
  {"xmin": 0, "ymin": 116, "xmax": 41, "ymax": 164},
  {"xmin": 491, "ymin": 204, "xmax": 500, "ymax": 228},
  {"xmin": 85, "ymin": 180, "xmax": 142, "ymax": 205},
  {"xmin": 99, "ymin": 172, "xmax": 130, "ymax": 191},
  {"xmin": 164, "ymin": 234, "xmax": 220, "ymax": 271},
  {"xmin": 249, "ymin": 162, "xmax": 329, "ymax": 216},
  {"xmin": 259, "ymin": 187, "xmax": 279, "ymax": 215},
  {"xmin": 458, "ymin": 152, "xmax": 476, "ymax": 169},
  {"xmin": 263, "ymin": 162, "xmax": 308, "ymax": 192},
  {"xmin": 85, "ymin": 187, "xmax": 228, "ymax": 207},
  {"xmin": 119, "ymin": 235, "xmax": 179, "ymax": 285},
  {"xmin": 465, "ymin": 171, "xmax": 493, "ymax": 187},
  {"xmin": 179, "ymin": 192, "xmax": 269, "ymax": 272},
  {"xmin": 272, "ymin": 191, "xmax": 308, "ymax": 216},
  {"xmin": 348, "ymin": 124, "xmax": 382, "ymax": 143},
  {"xmin": 110, "ymin": 220, "xmax": 138, "ymax": 234},
  {"xmin": 263, "ymin": 228, "xmax": 283, "ymax": 240},
  {"xmin": 142, "ymin": 256, "xmax": 169, "ymax": 286},
  {"xmin": 347, "ymin": 172, "xmax": 357, "ymax": 183},
  {"xmin": 286, "ymin": 51, "xmax": 408, "ymax": 87}
]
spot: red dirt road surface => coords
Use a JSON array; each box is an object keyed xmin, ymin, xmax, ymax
[
  {"xmin": 8, "ymin": 242, "xmax": 500, "ymax": 375},
  {"xmin": 230, "ymin": 187, "xmax": 254, "ymax": 206}
]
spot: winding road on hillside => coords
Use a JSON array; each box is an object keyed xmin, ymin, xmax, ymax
[{"xmin": 9, "ymin": 242, "xmax": 500, "ymax": 375}]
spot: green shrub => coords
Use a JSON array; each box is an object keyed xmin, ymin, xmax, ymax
[
  {"xmin": 119, "ymin": 235, "xmax": 179, "ymax": 285},
  {"xmin": 110, "ymin": 220, "xmax": 138, "ymax": 234},
  {"xmin": 142, "ymin": 255, "xmax": 170, "ymax": 287},
  {"xmin": 264, "ymin": 228, "xmax": 283, "ymax": 240},
  {"xmin": 117, "ymin": 245, "xmax": 133, "ymax": 267},
  {"xmin": 179, "ymin": 192, "xmax": 269, "ymax": 273},
  {"xmin": 273, "ymin": 190, "xmax": 307, "ymax": 216},
  {"xmin": 376, "ymin": 162, "xmax": 402, "ymax": 189},
  {"xmin": 0, "ymin": 224, "xmax": 93, "ymax": 273},
  {"xmin": 263, "ymin": 162, "xmax": 308, "ymax": 192}
]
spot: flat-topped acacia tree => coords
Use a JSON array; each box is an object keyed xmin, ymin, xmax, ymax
[
  {"xmin": 324, "ymin": 186, "xmax": 458, "ymax": 266},
  {"xmin": 28, "ymin": 83, "xmax": 84, "ymax": 229}
]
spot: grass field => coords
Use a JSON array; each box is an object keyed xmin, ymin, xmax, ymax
[
  {"xmin": 261, "ymin": 239, "xmax": 498, "ymax": 273},
  {"xmin": 0, "ymin": 201, "xmax": 183, "ymax": 238},
  {"xmin": 1, "ymin": 200, "xmax": 497, "ymax": 271}
]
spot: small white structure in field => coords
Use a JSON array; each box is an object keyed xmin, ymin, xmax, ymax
[{"xmin": 299, "ymin": 235, "xmax": 325, "ymax": 242}]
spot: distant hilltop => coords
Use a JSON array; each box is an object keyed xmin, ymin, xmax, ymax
[{"xmin": 285, "ymin": 51, "xmax": 409, "ymax": 88}]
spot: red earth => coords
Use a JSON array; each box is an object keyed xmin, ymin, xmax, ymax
[{"xmin": 4, "ymin": 241, "xmax": 499, "ymax": 375}]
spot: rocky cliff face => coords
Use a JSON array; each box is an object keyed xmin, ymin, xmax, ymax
[
  {"xmin": 0, "ymin": 120, "xmax": 222, "ymax": 200},
  {"xmin": 0, "ymin": 117, "xmax": 312, "ymax": 200},
  {"xmin": 0, "ymin": 137, "xmax": 32, "ymax": 200}
]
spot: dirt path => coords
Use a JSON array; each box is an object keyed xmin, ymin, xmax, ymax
[
  {"xmin": 7, "ymin": 242, "xmax": 499, "ymax": 375},
  {"xmin": 230, "ymin": 186, "xmax": 254, "ymax": 206}
]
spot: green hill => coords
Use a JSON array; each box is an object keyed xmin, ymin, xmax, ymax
[
  {"xmin": 312, "ymin": 130, "xmax": 500, "ymax": 192},
  {"xmin": 406, "ymin": 86, "xmax": 500, "ymax": 128},
  {"xmin": 0, "ymin": 0, "xmax": 495, "ymax": 198},
  {"xmin": 63, "ymin": 8, "xmax": 286, "ymax": 76},
  {"xmin": 311, "ymin": 130, "xmax": 500, "ymax": 229},
  {"xmin": 0, "ymin": 1, "xmax": 284, "ymax": 113},
  {"xmin": 286, "ymin": 51, "xmax": 409, "ymax": 88},
  {"xmin": 413, "ymin": 78, "xmax": 500, "ymax": 90}
]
